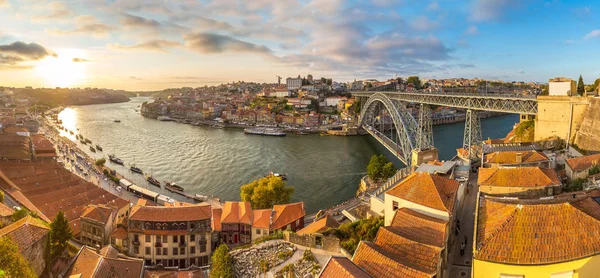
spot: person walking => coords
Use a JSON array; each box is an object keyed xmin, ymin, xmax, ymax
[
  {"xmin": 464, "ymin": 235, "xmax": 468, "ymax": 245},
  {"xmin": 460, "ymin": 242, "xmax": 466, "ymax": 256}
]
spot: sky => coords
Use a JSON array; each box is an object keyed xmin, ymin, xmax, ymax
[{"xmin": 0, "ymin": 0, "xmax": 598, "ymax": 91}]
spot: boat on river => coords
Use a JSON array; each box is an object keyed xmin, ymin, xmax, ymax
[
  {"xmin": 296, "ymin": 131, "xmax": 308, "ymax": 135},
  {"xmin": 89, "ymin": 146, "xmax": 96, "ymax": 153},
  {"xmin": 165, "ymin": 181, "xmax": 184, "ymax": 192},
  {"xmin": 146, "ymin": 175, "xmax": 161, "ymax": 187},
  {"xmin": 130, "ymin": 164, "xmax": 143, "ymax": 174},
  {"xmin": 265, "ymin": 172, "xmax": 287, "ymax": 180},
  {"xmin": 114, "ymin": 120, "xmax": 121, "ymax": 123},
  {"xmin": 244, "ymin": 127, "xmax": 286, "ymax": 137},
  {"xmin": 95, "ymin": 144, "xmax": 103, "ymax": 151},
  {"xmin": 108, "ymin": 154, "xmax": 124, "ymax": 165}
]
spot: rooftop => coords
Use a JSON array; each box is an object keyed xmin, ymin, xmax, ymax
[
  {"xmin": 566, "ymin": 153, "xmax": 600, "ymax": 172},
  {"xmin": 0, "ymin": 133, "xmax": 31, "ymax": 160},
  {"xmin": 475, "ymin": 193, "xmax": 600, "ymax": 264},
  {"xmin": 129, "ymin": 204, "xmax": 212, "ymax": 222},
  {"xmin": 252, "ymin": 209, "xmax": 271, "ymax": 229},
  {"xmin": 0, "ymin": 215, "xmax": 49, "ymax": 252},
  {"xmin": 477, "ymin": 167, "xmax": 561, "ymax": 187},
  {"xmin": 64, "ymin": 246, "xmax": 144, "ymax": 278},
  {"xmin": 386, "ymin": 172, "xmax": 459, "ymax": 213},
  {"xmin": 374, "ymin": 226, "xmax": 440, "ymax": 275},
  {"xmin": 211, "ymin": 208, "xmax": 222, "ymax": 232},
  {"xmin": 484, "ymin": 150, "xmax": 549, "ymax": 165},
  {"xmin": 319, "ymin": 257, "xmax": 372, "ymax": 278},
  {"xmin": 221, "ymin": 201, "xmax": 252, "ymax": 225},
  {"xmin": 353, "ymin": 241, "xmax": 431, "ymax": 278},
  {"xmin": 271, "ymin": 202, "xmax": 305, "ymax": 230},
  {"xmin": 297, "ymin": 214, "xmax": 340, "ymax": 236},
  {"xmin": 389, "ymin": 208, "xmax": 448, "ymax": 248},
  {"xmin": 81, "ymin": 204, "xmax": 116, "ymax": 225},
  {"xmin": 0, "ymin": 201, "xmax": 15, "ymax": 217}
]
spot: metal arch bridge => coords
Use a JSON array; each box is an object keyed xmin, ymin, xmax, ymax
[{"xmin": 354, "ymin": 91, "xmax": 539, "ymax": 166}]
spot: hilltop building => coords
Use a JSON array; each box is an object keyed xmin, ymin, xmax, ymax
[{"xmin": 548, "ymin": 77, "xmax": 577, "ymax": 96}]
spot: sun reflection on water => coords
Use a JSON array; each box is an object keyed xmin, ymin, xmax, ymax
[{"xmin": 57, "ymin": 108, "xmax": 78, "ymax": 140}]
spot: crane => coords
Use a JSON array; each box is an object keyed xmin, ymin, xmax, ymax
[{"xmin": 275, "ymin": 75, "xmax": 282, "ymax": 85}]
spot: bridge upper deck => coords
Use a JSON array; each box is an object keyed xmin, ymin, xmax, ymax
[{"xmin": 353, "ymin": 91, "xmax": 538, "ymax": 115}]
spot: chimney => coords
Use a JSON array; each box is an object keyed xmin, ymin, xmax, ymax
[{"xmin": 515, "ymin": 152, "xmax": 523, "ymax": 164}]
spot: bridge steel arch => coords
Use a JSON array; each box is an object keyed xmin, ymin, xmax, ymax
[{"xmin": 359, "ymin": 93, "xmax": 420, "ymax": 166}]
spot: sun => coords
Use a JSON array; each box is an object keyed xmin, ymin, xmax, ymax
[{"xmin": 36, "ymin": 49, "xmax": 88, "ymax": 88}]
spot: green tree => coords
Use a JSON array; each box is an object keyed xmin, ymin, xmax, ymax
[
  {"xmin": 407, "ymin": 76, "xmax": 422, "ymax": 90},
  {"xmin": 0, "ymin": 237, "xmax": 37, "ymax": 278},
  {"xmin": 240, "ymin": 176, "xmax": 294, "ymax": 209},
  {"xmin": 353, "ymin": 100, "xmax": 361, "ymax": 114},
  {"xmin": 210, "ymin": 244, "xmax": 233, "ymax": 278},
  {"xmin": 591, "ymin": 78, "xmax": 600, "ymax": 92},
  {"xmin": 577, "ymin": 75, "xmax": 585, "ymax": 95},
  {"xmin": 382, "ymin": 162, "xmax": 397, "ymax": 179},
  {"xmin": 367, "ymin": 155, "xmax": 395, "ymax": 181},
  {"xmin": 95, "ymin": 158, "xmax": 106, "ymax": 167},
  {"xmin": 46, "ymin": 211, "xmax": 73, "ymax": 270},
  {"xmin": 11, "ymin": 208, "xmax": 29, "ymax": 222}
]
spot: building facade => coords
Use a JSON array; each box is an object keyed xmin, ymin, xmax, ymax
[
  {"xmin": 127, "ymin": 204, "xmax": 213, "ymax": 268},
  {"xmin": 566, "ymin": 153, "xmax": 600, "ymax": 180},
  {"xmin": 79, "ymin": 204, "xmax": 117, "ymax": 248},
  {"xmin": 286, "ymin": 77, "xmax": 302, "ymax": 91},
  {"xmin": 548, "ymin": 77, "xmax": 577, "ymax": 96}
]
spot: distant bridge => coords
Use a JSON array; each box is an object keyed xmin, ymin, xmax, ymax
[{"xmin": 354, "ymin": 91, "xmax": 539, "ymax": 166}]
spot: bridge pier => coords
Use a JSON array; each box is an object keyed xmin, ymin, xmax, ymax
[{"xmin": 462, "ymin": 109, "xmax": 482, "ymax": 160}]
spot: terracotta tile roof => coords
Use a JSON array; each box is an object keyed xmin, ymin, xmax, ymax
[
  {"xmin": 2, "ymin": 125, "xmax": 29, "ymax": 134},
  {"xmin": 81, "ymin": 205, "xmax": 115, "ymax": 225},
  {"xmin": 110, "ymin": 226, "xmax": 128, "ymax": 240},
  {"xmin": 0, "ymin": 133, "xmax": 31, "ymax": 160},
  {"xmin": 0, "ymin": 202, "xmax": 15, "ymax": 217},
  {"xmin": 221, "ymin": 201, "xmax": 252, "ymax": 225},
  {"xmin": 129, "ymin": 204, "xmax": 211, "ymax": 222},
  {"xmin": 144, "ymin": 269, "xmax": 205, "ymax": 278},
  {"xmin": 319, "ymin": 257, "xmax": 372, "ymax": 278},
  {"xmin": 386, "ymin": 172, "xmax": 459, "ymax": 213},
  {"xmin": 484, "ymin": 150, "xmax": 549, "ymax": 164},
  {"xmin": 475, "ymin": 196, "xmax": 600, "ymax": 264},
  {"xmin": 271, "ymin": 202, "xmax": 305, "ymax": 230},
  {"xmin": 374, "ymin": 226, "xmax": 440, "ymax": 275},
  {"xmin": 389, "ymin": 208, "xmax": 447, "ymax": 247},
  {"xmin": 477, "ymin": 167, "xmax": 561, "ymax": 187},
  {"xmin": 252, "ymin": 209, "xmax": 271, "ymax": 229},
  {"xmin": 100, "ymin": 245, "xmax": 119, "ymax": 258},
  {"xmin": 65, "ymin": 246, "xmax": 144, "ymax": 278},
  {"xmin": 31, "ymin": 134, "xmax": 56, "ymax": 155},
  {"xmin": 297, "ymin": 214, "xmax": 340, "ymax": 236},
  {"xmin": 352, "ymin": 241, "xmax": 431, "ymax": 278},
  {"xmin": 0, "ymin": 215, "xmax": 49, "ymax": 253},
  {"xmin": 566, "ymin": 153, "xmax": 600, "ymax": 172},
  {"xmin": 211, "ymin": 208, "xmax": 222, "ymax": 232}
]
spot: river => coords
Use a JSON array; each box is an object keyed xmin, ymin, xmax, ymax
[{"xmin": 57, "ymin": 97, "xmax": 519, "ymax": 213}]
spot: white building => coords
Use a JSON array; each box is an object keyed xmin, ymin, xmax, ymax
[
  {"xmin": 324, "ymin": 96, "xmax": 346, "ymax": 107},
  {"xmin": 274, "ymin": 90, "xmax": 291, "ymax": 98},
  {"xmin": 286, "ymin": 77, "xmax": 302, "ymax": 91},
  {"xmin": 549, "ymin": 77, "xmax": 576, "ymax": 96}
]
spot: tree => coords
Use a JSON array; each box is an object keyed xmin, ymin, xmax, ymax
[
  {"xmin": 591, "ymin": 78, "xmax": 600, "ymax": 92},
  {"xmin": 11, "ymin": 208, "xmax": 29, "ymax": 222},
  {"xmin": 240, "ymin": 176, "xmax": 294, "ymax": 209},
  {"xmin": 577, "ymin": 75, "xmax": 585, "ymax": 95},
  {"xmin": 407, "ymin": 76, "xmax": 422, "ymax": 90},
  {"xmin": 46, "ymin": 211, "xmax": 73, "ymax": 270},
  {"xmin": 353, "ymin": 100, "xmax": 361, "ymax": 114},
  {"xmin": 367, "ymin": 155, "xmax": 396, "ymax": 181},
  {"xmin": 0, "ymin": 237, "xmax": 37, "ymax": 278},
  {"xmin": 210, "ymin": 244, "xmax": 233, "ymax": 278},
  {"xmin": 382, "ymin": 162, "xmax": 397, "ymax": 179},
  {"xmin": 95, "ymin": 158, "xmax": 106, "ymax": 167}
]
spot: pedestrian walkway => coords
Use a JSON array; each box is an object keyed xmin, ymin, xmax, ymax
[{"xmin": 446, "ymin": 172, "xmax": 479, "ymax": 278}]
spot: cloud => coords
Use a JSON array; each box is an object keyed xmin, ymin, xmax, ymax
[
  {"xmin": 427, "ymin": 2, "xmax": 439, "ymax": 11},
  {"xmin": 471, "ymin": 0, "xmax": 520, "ymax": 22},
  {"xmin": 0, "ymin": 41, "xmax": 56, "ymax": 60},
  {"xmin": 108, "ymin": 40, "xmax": 181, "ymax": 52},
  {"xmin": 409, "ymin": 16, "xmax": 439, "ymax": 31},
  {"xmin": 517, "ymin": 70, "xmax": 525, "ymax": 74},
  {"xmin": 72, "ymin": 58, "xmax": 90, "ymax": 62},
  {"xmin": 370, "ymin": 0, "xmax": 401, "ymax": 6},
  {"xmin": 572, "ymin": 6, "xmax": 591, "ymax": 17},
  {"xmin": 48, "ymin": 23, "xmax": 115, "ymax": 38},
  {"xmin": 184, "ymin": 33, "xmax": 272, "ymax": 55},
  {"xmin": 121, "ymin": 13, "xmax": 161, "ymax": 29},
  {"xmin": 130, "ymin": 76, "xmax": 142, "ymax": 80},
  {"xmin": 464, "ymin": 25, "xmax": 479, "ymax": 35},
  {"xmin": 584, "ymin": 29, "xmax": 600, "ymax": 39},
  {"xmin": 32, "ymin": 1, "xmax": 73, "ymax": 21}
]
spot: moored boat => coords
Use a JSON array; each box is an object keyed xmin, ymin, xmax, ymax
[
  {"xmin": 89, "ymin": 146, "xmax": 96, "ymax": 153},
  {"xmin": 296, "ymin": 131, "xmax": 308, "ymax": 135},
  {"xmin": 95, "ymin": 144, "xmax": 103, "ymax": 151},
  {"xmin": 244, "ymin": 127, "xmax": 286, "ymax": 137},
  {"xmin": 130, "ymin": 165, "xmax": 143, "ymax": 174},
  {"xmin": 108, "ymin": 154, "xmax": 124, "ymax": 165},
  {"xmin": 165, "ymin": 181, "xmax": 184, "ymax": 192},
  {"xmin": 114, "ymin": 119, "xmax": 121, "ymax": 123},
  {"xmin": 147, "ymin": 176, "xmax": 161, "ymax": 187},
  {"xmin": 265, "ymin": 172, "xmax": 287, "ymax": 180}
]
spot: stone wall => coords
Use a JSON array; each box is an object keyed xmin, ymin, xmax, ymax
[
  {"xmin": 23, "ymin": 234, "xmax": 48, "ymax": 276},
  {"xmin": 575, "ymin": 98, "xmax": 600, "ymax": 152},
  {"xmin": 534, "ymin": 96, "xmax": 590, "ymax": 142},
  {"xmin": 284, "ymin": 231, "xmax": 341, "ymax": 253}
]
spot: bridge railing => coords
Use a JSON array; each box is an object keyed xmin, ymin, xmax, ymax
[{"xmin": 371, "ymin": 166, "xmax": 415, "ymax": 198}]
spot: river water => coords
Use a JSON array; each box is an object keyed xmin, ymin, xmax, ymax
[{"xmin": 57, "ymin": 97, "xmax": 519, "ymax": 213}]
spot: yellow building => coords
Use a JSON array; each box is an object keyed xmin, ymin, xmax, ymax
[{"xmin": 472, "ymin": 191, "xmax": 600, "ymax": 278}]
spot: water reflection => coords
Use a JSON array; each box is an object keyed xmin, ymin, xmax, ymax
[{"xmin": 57, "ymin": 107, "xmax": 78, "ymax": 141}]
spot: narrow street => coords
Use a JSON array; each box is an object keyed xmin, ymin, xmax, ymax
[{"xmin": 446, "ymin": 171, "xmax": 479, "ymax": 278}]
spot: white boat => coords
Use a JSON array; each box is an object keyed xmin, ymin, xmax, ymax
[{"xmin": 157, "ymin": 116, "xmax": 173, "ymax": 121}]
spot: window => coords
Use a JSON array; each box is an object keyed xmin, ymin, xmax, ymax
[
  {"xmin": 190, "ymin": 246, "xmax": 196, "ymax": 254},
  {"xmin": 180, "ymin": 247, "xmax": 185, "ymax": 255},
  {"xmin": 257, "ymin": 229, "xmax": 261, "ymax": 235},
  {"xmin": 145, "ymin": 235, "xmax": 151, "ymax": 243},
  {"xmin": 190, "ymin": 234, "xmax": 195, "ymax": 241},
  {"xmin": 180, "ymin": 235, "xmax": 185, "ymax": 243},
  {"xmin": 134, "ymin": 246, "xmax": 139, "ymax": 254},
  {"xmin": 392, "ymin": 201, "xmax": 399, "ymax": 211},
  {"xmin": 191, "ymin": 222, "xmax": 195, "ymax": 229},
  {"xmin": 173, "ymin": 236, "xmax": 178, "ymax": 243},
  {"xmin": 134, "ymin": 234, "xmax": 139, "ymax": 242},
  {"xmin": 156, "ymin": 236, "xmax": 161, "ymax": 243},
  {"xmin": 173, "ymin": 248, "xmax": 178, "ymax": 255},
  {"xmin": 157, "ymin": 248, "xmax": 161, "ymax": 255},
  {"xmin": 200, "ymin": 243, "xmax": 206, "ymax": 253},
  {"xmin": 163, "ymin": 235, "xmax": 168, "ymax": 243},
  {"xmin": 145, "ymin": 247, "xmax": 151, "ymax": 255},
  {"xmin": 163, "ymin": 248, "xmax": 167, "ymax": 255}
]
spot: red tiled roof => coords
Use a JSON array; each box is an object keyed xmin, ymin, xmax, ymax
[
  {"xmin": 0, "ymin": 215, "xmax": 49, "ymax": 253},
  {"xmin": 252, "ymin": 209, "xmax": 271, "ymax": 229},
  {"xmin": 475, "ymin": 195, "xmax": 600, "ymax": 264},
  {"xmin": 389, "ymin": 208, "xmax": 447, "ymax": 247},
  {"xmin": 477, "ymin": 167, "xmax": 561, "ymax": 187},
  {"xmin": 212, "ymin": 208, "xmax": 222, "ymax": 232},
  {"xmin": 64, "ymin": 246, "xmax": 144, "ymax": 278},
  {"xmin": 319, "ymin": 257, "xmax": 372, "ymax": 278},
  {"xmin": 566, "ymin": 153, "xmax": 600, "ymax": 172},
  {"xmin": 352, "ymin": 241, "xmax": 431, "ymax": 278},
  {"xmin": 221, "ymin": 201, "xmax": 252, "ymax": 225},
  {"xmin": 130, "ymin": 204, "xmax": 211, "ymax": 222},
  {"xmin": 81, "ymin": 205, "xmax": 115, "ymax": 225},
  {"xmin": 297, "ymin": 214, "xmax": 340, "ymax": 236},
  {"xmin": 386, "ymin": 172, "xmax": 459, "ymax": 213},
  {"xmin": 374, "ymin": 226, "xmax": 440, "ymax": 275},
  {"xmin": 0, "ymin": 202, "xmax": 15, "ymax": 217},
  {"xmin": 271, "ymin": 202, "xmax": 305, "ymax": 230},
  {"xmin": 484, "ymin": 150, "xmax": 549, "ymax": 165},
  {"xmin": 110, "ymin": 226, "xmax": 128, "ymax": 240}
]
